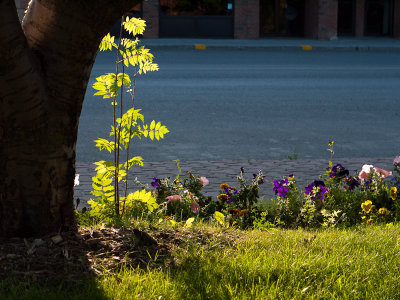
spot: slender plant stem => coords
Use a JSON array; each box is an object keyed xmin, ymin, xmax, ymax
[
  {"xmin": 122, "ymin": 65, "xmax": 138, "ymax": 215},
  {"xmin": 118, "ymin": 62, "xmax": 126, "ymax": 215},
  {"xmin": 113, "ymin": 16, "xmax": 124, "ymax": 216}
]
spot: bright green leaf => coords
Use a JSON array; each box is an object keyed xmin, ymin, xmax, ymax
[
  {"xmin": 215, "ymin": 211, "xmax": 225, "ymax": 226},
  {"xmin": 184, "ymin": 217, "xmax": 195, "ymax": 228}
]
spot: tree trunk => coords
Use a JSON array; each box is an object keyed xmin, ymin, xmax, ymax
[{"xmin": 0, "ymin": 0, "xmax": 141, "ymax": 237}]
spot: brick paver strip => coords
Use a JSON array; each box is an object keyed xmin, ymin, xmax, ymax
[{"xmin": 74, "ymin": 157, "xmax": 395, "ymax": 207}]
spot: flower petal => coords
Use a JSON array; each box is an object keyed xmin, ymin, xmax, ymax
[
  {"xmin": 191, "ymin": 201, "xmax": 200, "ymax": 213},
  {"xmin": 198, "ymin": 176, "xmax": 209, "ymax": 187},
  {"xmin": 374, "ymin": 167, "xmax": 392, "ymax": 178},
  {"xmin": 166, "ymin": 195, "xmax": 181, "ymax": 202},
  {"xmin": 74, "ymin": 174, "xmax": 80, "ymax": 186}
]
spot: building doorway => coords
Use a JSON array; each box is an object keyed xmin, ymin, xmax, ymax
[
  {"xmin": 260, "ymin": 0, "xmax": 304, "ymax": 37},
  {"xmin": 365, "ymin": 0, "xmax": 393, "ymax": 36},
  {"xmin": 338, "ymin": 0, "xmax": 355, "ymax": 36},
  {"xmin": 159, "ymin": 0, "xmax": 234, "ymax": 38}
]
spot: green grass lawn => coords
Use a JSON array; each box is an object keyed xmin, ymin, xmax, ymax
[{"xmin": 3, "ymin": 223, "xmax": 400, "ymax": 299}]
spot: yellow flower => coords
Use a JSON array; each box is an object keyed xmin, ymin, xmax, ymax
[
  {"xmin": 378, "ymin": 207, "xmax": 390, "ymax": 216},
  {"xmin": 361, "ymin": 216, "xmax": 366, "ymax": 220},
  {"xmin": 217, "ymin": 194, "xmax": 229, "ymax": 202},
  {"xmin": 220, "ymin": 183, "xmax": 229, "ymax": 190},
  {"xmin": 366, "ymin": 218, "xmax": 374, "ymax": 225},
  {"xmin": 361, "ymin": 200, "xmax": 373, "ymax": 214},
  {"xmin": 390, "ymin": 187, "xmax": 397, "ymax": 201}
]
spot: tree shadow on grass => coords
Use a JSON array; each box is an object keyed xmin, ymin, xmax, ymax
[
  {"xmin": 0, "ymin": 226, "xmax": 174, "ymax": 299},
  {"xmin": 0, "ymin": 230, "xmax": 107, "ymax": 299}
]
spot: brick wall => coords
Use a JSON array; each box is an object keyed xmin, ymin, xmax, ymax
[
  {"xmin": 304, "ymin": 0, "xmax": 319, "ymax": 39},
  {"xmin": 304, "ymin": 0, "xmax": 338, "ymax": 40},
  {"xmin": 142, "ymin": 0, "xmax": 159, "ymax": 38},
  {"xmin": 317, "ymin": 0, "xmax": 338, "ymax": 40},
  {"xmin": 234, "ymin": 0, "xmax": 259, "ymax": 39}
]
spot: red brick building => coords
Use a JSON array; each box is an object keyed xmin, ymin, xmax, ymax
[{"xmin": 16, "ymin": 0, "xmax": 400, "ymax": 40}]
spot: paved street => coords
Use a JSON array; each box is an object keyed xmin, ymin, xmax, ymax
[
  {"xmin": 77, "ymin": 48, "xmax": 400, "ymax": 163},
  {"xmin": 74, "ymin": 40, "xmax": 400, "ymax": 205}
]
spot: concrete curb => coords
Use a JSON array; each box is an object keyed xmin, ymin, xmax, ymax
[
  {"xmin": 146, "ymin": 45, "xmax": 400, "ymax": 52},
  {"xmin": 141, "ymin": 38, "xmax": 400, "ymax": 51}
]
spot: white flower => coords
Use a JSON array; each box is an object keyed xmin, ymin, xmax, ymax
[
  {"xmin": 361, "ymin": 164, "xmax": 374, "ymax": 174},
  {"xmin": 74, "ymin": 174, "xmax": 80, "ymax": 186}
]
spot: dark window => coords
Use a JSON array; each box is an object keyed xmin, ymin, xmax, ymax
[
  {"xmin": 338, "ymin": 0, "xmax": 355, "ymax": 35},
  {"xmin": 260, "ymin": 0, "xmax": 304, "ymax": 37},
  {"xmin": 160, "ymin": 0, "xmax": 233, "ymax": 16},
  {"xmin": 365, "ymin": 0, "xmax": 393, "ymax": 36}
]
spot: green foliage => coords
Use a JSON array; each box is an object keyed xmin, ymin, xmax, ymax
[
  {"xmin": 139, "ymin": 120, "xmax": 169, "ymax": 141},
  {"xmin": 215, "ymin": 168, "xmax": 266, "ymax": 229},
  {"xmin": 119, "ymin": 46, "xmax": 159, "ymax": 74},
  {"xmin": 87, "ymin": 169, "xmax": 115, "ymax": 221},
  {"xmin": 99, "ymin": 33, "xmax": 116, "ymax": 51},
  {"xmin": 121, "ymin": 189, "xmax": 159, "ymax": 213},
  {"xmin": 252, "ymin": 210, "xmax": 275, "ymax": 230},
  {"xmin": 88, "ymin": 17, "xmax": 169, "ymax": 222},
  {"xmin": 123, "ymin": 16, "xmax": 146, "ymax": 36},
  {"xmin": 214, "ymin": 211, "xmax": 225, "ymax": 226}
]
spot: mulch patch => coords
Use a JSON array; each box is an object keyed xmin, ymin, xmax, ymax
[{"xmin": 0, "ymin": 226, "xmax": 242, "ymax": 287}]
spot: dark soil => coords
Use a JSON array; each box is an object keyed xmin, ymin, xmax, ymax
[{"xmin": 0, "ymin": 226, "xmax": 241, "ymax": 287}]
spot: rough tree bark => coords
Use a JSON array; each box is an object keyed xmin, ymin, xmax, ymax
[{"xmin": 0, "ymin": 0, "xmax": 141, "ymax": 237}]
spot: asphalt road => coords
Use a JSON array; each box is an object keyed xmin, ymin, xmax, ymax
[{"xmin": 76, "ymin": 48, "xmax": 400, "ymax": 163}]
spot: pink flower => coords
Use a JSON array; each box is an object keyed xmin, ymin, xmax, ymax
[
  {"xmin": 166, "ymin": 195, "xmax": 181, "ymax": 202},
  {"xmin": 374, "ymin": 167, "xmax": 392, "ymax": 178},
  {"xmin": 358, "ymin": 165, "xmax": 374, "ymax": 182},
  {"xmin": 198, "ymin": 176, "xmax": 209, "ymax": 187},
  {"xmin": 394, "ymin": 156, "xmax": 400, "ymax": 166},
  {"xmin": 358, "ymin": 164, "xmax": 392, "ymax": 183},
  {"xmin": 191, "ymin": 201, "xmax": 200, "ymax": 213},
  {"xmin": 74, "ymin": 174, "xmax": 80, "ymax": 186}
]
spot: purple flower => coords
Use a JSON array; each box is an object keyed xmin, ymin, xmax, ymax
[
  {"xmin": 151, "ymin": 177, "xmax": 160, "ymax": 188},
  {"xmin": 225, "ymin": 187, "xmax": 238, "ymax": 195},
  {"xmin": 329, "ymin": 164, "xmax": 349, "ymax": 179},
  {"xmin": 305, "ymin": 180, "xmax": 327, "ymax": 201},
  {"xmin": 390, "ymin": 178, "xmax": 400, "ymax": 190},
  {"xmin": 364, "ymin": 179, "xmax": 372, "ymax": 188},
  {"xmin": 273, "ymin": 178, "xmax": 290, "ymax": 198},
  {"xmin": 224, "ymin": 186, "xmax": 238, "ymax": 203},
  {"xmin": 394, "ymin": 156, "xmax": 400, "ymax": 166},
  {"xmin": 305, "ymin": 182, "xmax": 315, "ymax": 195},
  {"xmin": 346, "ymin": 177, "xmax": 360, "ymax": 191}
]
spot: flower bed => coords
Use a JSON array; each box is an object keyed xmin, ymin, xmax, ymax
[{"xmin": 142, "ymin": 155, "xmax": 400, "ymax": 230}]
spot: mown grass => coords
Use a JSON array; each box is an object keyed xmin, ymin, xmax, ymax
[{"xmin": 3, "ymin": 223, "xmax": 400, "ymax": 299}]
